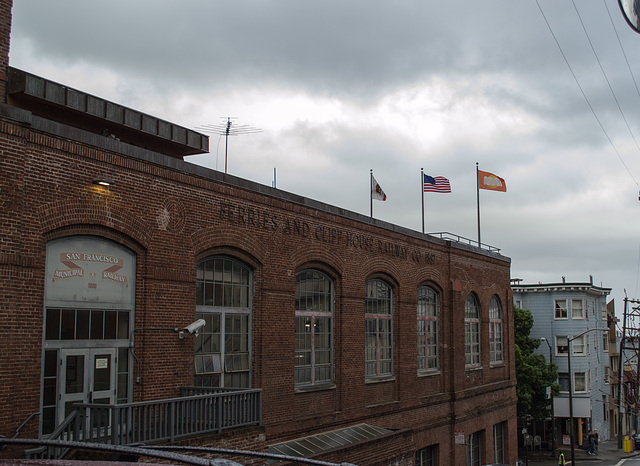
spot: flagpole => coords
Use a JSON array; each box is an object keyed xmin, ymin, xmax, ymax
[
  {"xmin": 476, "ymin": 162, "xmax": 481, "ymax": 247},
  {"xmin": 370, "ymin": 169, "xmax": 373, "ymax": 218},
  {"xmin": 421, "ymin": 168, "xmax": 425, "ymax": 234}
]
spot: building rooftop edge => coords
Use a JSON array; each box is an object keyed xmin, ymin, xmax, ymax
[
  {"xmin": 513, "ymin": 282, "xmax": 611, "ymax": 293},
  {"xmin": 6, "ymin": 67, "xmax": 209, "ymax": 157},
  {"xmin": 0, "ymin": 101, "xmax": 510, "ymax": 264}
]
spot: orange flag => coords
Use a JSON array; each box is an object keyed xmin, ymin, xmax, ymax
[{"xmin": 478, "ymin": 170, "xmax": 506, "ymax": 192}]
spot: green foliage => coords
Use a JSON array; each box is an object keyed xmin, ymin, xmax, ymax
[{"xmin": 514, "ymin": 306, "xmax": 559, "ymax": 419}]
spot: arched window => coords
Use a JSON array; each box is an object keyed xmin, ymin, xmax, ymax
[
  {"xmin": 417, "ymin": 286, "xmax": 439, "ymax": 372},
  {"xmin": 464, "ymin": 294, "xmax": 481, "ymax": 367},
  {"xmin": 195, "ymin": 256, "xmax": 252, "ymax": 388},
  {"xmin": 489, "ymin": 296, "xmax": 503, "ymax": 364},
  {"xmin": 295, "ymin": 270, "xmax": 334, "ymax": 386},
  {"xmin": 365, "ymin": 279, "xmax": 393, "ymax": 378}
]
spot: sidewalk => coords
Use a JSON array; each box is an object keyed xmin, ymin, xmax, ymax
[{"xmin": 520, "ymin": 440, "xmax": 640, "ymax": 464}]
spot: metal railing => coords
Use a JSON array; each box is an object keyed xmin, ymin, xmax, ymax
[
  {"xmin": 428, "ymin": 231, "xmax": 501, "ymax": 253},
  {"xmin": 25, "ymin": 388, "xmax": 262, "ymax": 460}
]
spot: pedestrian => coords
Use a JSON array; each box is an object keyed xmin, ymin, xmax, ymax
[
  {"xmin": 587, "ymin": 435, "xmax": 596, "ymax": 455},
  {"xmin": 558, "ymin": 451, "xmax": 566, "ymax": 465}
]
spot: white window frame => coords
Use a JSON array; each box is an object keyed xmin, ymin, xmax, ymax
[
  {"xmin": 571, "ymin": 299, "xmax": 584, "ymax": 319},
  {"xmin": 489, "ymin": 296, "xmax": 503, "ymax": 365},
  {"xmin": 603, "ymin": 332, "xmax": 609, "ymax": 352},
  {"xmin": 556, "ymin": 335, "xmax": 568, "ymax": 356},
  {"xmin": 555, "ymin": 299, "xmax": 568, "ymax": 319},
  {"xmin": 465, "ymin": 294, "xmax": 481, "ymax": 368},
  {"xmin": 572, "ymin": 335, "xmax": 586, "ymax": 356},
  {"xmin": 195, "ymin": 256, "xmax": 252, "ymax": 389},
  {"xmin": 295, "ymin": 269, "xmax": 334, "ymax": 387},
  {"xmin": 417, "ymin": 286, "xmax": 439, "ymax": 373},
  {"xmin": 365, "ymin": 279, "xmax": 393, "ymax": 379},
  {"xmin": 574, "ymin": 372, "xmax": 587, "ymax": 393}
]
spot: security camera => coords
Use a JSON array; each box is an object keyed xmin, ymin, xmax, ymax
[{"xmin": 183, "ymin": 319, "xmax": 206, "ymax": 335}]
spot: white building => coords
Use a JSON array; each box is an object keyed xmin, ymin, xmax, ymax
[{"xmin": 513, "ymin": 277, "xmax": 612, "ymax": 445}]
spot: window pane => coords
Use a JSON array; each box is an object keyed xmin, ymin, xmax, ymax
[
  {"xmin": 465, "ymin": 295, "xmax": 479, "ymax": 319},
  {"xmin": 213, "ymin": 259, "xmax": 223, "ymax": 282},
  {"xmin": 465, "ymin": 295, "xmax": 480, "ymax": 366},
  {"xmin": 416, "ymin": 446, "xmax": 436, "ymax": 466},
  {"xmin": 557, "ymin": 335, "xmax": 568, "ymax": 354},
  {"xmin": 104, "ymin": 311, "xmax": 117, "ymax": 339},
  {"xmin": 366, "ymin": 279, "xmax": 393, "ymax": 377},
  {"xmin": 196, "ymin": 257, "xmax": 252, "ymax": 389},
  {"xmin": 555, "ymin": 299, "xmax": 568, "ymax": 319},
  {"xmin": 418, "ymin": 286, "xmax": 438, "ymax": 372},
  {"xmin": 494, "ymin": 422, "xmax": 505, "ymax": 464},
  {"xmin": 572, "ymin": 336, "xmax": 585, "ymax": 355},
  {"xmin": 45, "ymin": 308, "xmax": 61, "ymax": 340},
  {"xmin": 204, "ymin": 282, "xmax": 214, "ymax": 306},
  {"xmin": 575, "ymin": 372, "xmax": 587, "ymax": 392},
  {"xmin": 295, "ymin": 270, "xmax": 333, "ymax": 385},
  {"xmin": 572, "ymin": 299, "xmax": 584, "ymax": 319},
  {"xmin": 490, "ymin": 296, "xmax": 503, "ymax": 363},
  {"xmin": 204, "ymin": 259, "xmax": 214, "ymax": 281},
  {"xmin": 93, "ymin": 354, "xmax": 111, "ymax": 392},
  {"xmin": 117, "ymin": 311, "xmax": 129, "ymax": 340},
  {"xmin": 76, "ymin": 310, "xmax": 90, "ymax": 340},
  {"xmin": 213, "ymin": 283, "xmax": 222, "ymax": 306},
  {"xmin": 65, "ymin": 355, "xmax": 84, "ymax": 394},
  {"xmin": 91, "ymin": 310, "xmax": 104, "ymax": 339},
  {"xmin": 61, "ymin": 309, "xmax": 75, "ymax": 340},
  {"xmin": 44, "ymin": 350, "xmax": 58, "ymax": 378}
]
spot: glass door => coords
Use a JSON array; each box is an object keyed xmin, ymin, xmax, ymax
[{"xmin": 58, "ymin": 348, "xmax": 116, "ymax": 428}]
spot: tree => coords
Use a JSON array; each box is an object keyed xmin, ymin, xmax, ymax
[{"xmin": 514, "ymin": 305, "xmax": 558, "ymax": 419}]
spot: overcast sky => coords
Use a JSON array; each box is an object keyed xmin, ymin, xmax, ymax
[{"xmin": 10, "ymin": 1, "xmax": 640, "ymax": 316}]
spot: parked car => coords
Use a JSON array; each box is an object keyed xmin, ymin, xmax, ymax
[{"xmin": 633, "ymin": 433, "xmax": 640, "ymax": 450}]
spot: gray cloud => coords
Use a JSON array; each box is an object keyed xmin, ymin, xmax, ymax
[{"xmin": 10, "ymin": 0, "xmax": 640, "ymax": 312}]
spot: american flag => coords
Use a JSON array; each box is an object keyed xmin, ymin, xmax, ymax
[{"xmin": 423, "ymin": 174, "xmax": 451, "ymax": 193}]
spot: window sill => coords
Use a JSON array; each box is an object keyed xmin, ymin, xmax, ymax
[
  {"xmin": 295, "ymin": 383, "xmax": 337, "ymax": 394},
  {"xmin": 365, "ymin": 376, "xmax": 396, "ymax": 385},
  {"xmin": 418, "ymin": 370, "xmax": 441, "ymax": 377},
  {"xmin": 465, "ymin": 365, "xmax": 482, "ymax": 372},
  {"xmin": 490, "ymin": 362, "xmax": 505, "ymax": 368}
]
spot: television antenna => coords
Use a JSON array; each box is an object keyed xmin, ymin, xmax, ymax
[{"xmin": 197, "ymin": 117, "xmax": 262, "ymax": 174}]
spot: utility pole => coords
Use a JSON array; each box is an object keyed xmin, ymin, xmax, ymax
[{"xmin": 617, "ymin": 296, "xmax": 640, "ymax": 449}]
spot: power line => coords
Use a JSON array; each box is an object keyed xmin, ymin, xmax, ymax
[
  {"xmin": 603, "ymin": 0, "xmax": 640, "ymax": 102},
  {"xmin": 570, "ymin": 0, "xmax": 640, "ymax": 185},
  {"xmin": 535, "ymin": 0, "xmax": 639, "ymax": 187},
  {"xmin": 196, "ymin": 117, "xmax": 262, "ymax": 174}
]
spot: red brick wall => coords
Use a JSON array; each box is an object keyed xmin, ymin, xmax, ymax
[
  {"xmin": 0, "ymin": 112, "xmax": 516, "ymax": 465},
  {"xmin": 0, "ymin": 0, "xmax": 11, "ymax": 101}
]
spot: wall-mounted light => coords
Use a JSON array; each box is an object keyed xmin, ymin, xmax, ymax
[{"xmin": 93, "ymin": 178, "xmax": 114, "ymax": 187}]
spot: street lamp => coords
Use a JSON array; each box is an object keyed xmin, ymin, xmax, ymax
[
  {"xmin": 540, "ymin": 337, "xmax": 556, "ymax": 457},
  {"xmin": 567, "ymin": 328, "xmax": 609, "ymax": 466}
]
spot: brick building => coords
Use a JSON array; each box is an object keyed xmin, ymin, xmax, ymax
[{"xmin": 0, "ymin": 2, "xmax": 517, "ymax": 465}]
